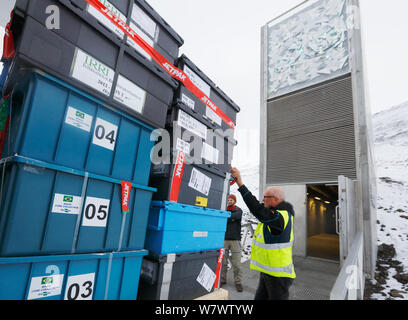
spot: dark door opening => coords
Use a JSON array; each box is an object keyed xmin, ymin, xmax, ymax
[{"xmin": 306, "ymin": 184, "xmax": 339, "ymax": 261}]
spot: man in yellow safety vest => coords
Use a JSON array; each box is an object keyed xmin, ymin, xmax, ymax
[{"xmin": 231, "ymin": 167, "xmax": 296, "ymax": 300}]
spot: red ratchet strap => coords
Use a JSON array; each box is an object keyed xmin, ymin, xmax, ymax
[
  {"xmin": 213, "ymin": 248, "xmax": 225, "ymax": 289},
  {"xmin": 84, "ymin": 0, "xmax": 236, "ymax": 130},
  {"xmin": 169, "ymin": 151, "xmax": 186, "ymax": 202}
]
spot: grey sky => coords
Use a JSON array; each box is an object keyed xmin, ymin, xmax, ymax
[{"xmin": 0, "ymin": 0, "xmax": 407, "ymax": 167}]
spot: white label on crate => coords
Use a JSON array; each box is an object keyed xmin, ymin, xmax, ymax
[
  {"xmin": 92, "ymin": 118, "xmax": 118, "ymax": 151},
  {"xmin": 82, "ymin": 197, "xmax": 111, "ymax": 227},
  {"xmin": 196, "ymin": 263, "xmax": 216, "ymax": 293},
  {"xmin": 27, "ymin": 274, "xmax": 64, "ymax": 300},
  {"xmin": 176, "ymin": 138, "xmax": 190, "ymax": 154},
  {"xmin": 70, "ymin": 48, "xmax": 114, "ymax": 96},
  {"xmin": 126, "ymin": 21, "xmax": 154, "ymax": 61},
  {"xmin": 188, "ymin": 168, "xmax": 212, "ymax": 196},
  {"xmin": 114, "ymin": 75, "xmax": 146, "ymax": 114},
  {"xmin": 205, "ymin": 106, "xmax": 222, "ymax": 126},
  {"xmin": 52, "ymin": 194, "xmax": 82, "ymax": 215},
  {"xmin": 193, "ymin": 231, "xmax": 208, "ymax": 238},
  {"xmin": 181, "ymin": 93, "xmax": 195, "ymax": 110},
  {"xmin": 183, "ymin": 65, "xmax": 211, "ymax": 98},
  {"xmin": 64, "ymin": 273, "xmax": 95, "ymax": 300},
  {"xmin": 201, "ymin": 142, "xmax": 219, "ymax": 164},
  {"xmin": 177, "ymin": 110, "xmax": 207, "ymax": 140},
  {"xmin": 87, "ymin": 0, "xmax": 126, "ymax": 39},
  {"xmin": 65, "ymin": 107, "xmax": 93, "ymax": 132},
  {"xmin": 131, "ymin": 3, "xmax": 157, "ymax": 39}
]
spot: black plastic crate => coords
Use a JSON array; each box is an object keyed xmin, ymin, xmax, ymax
[
  {"xmin": 163, "ymin": 103, "xmax": 237, "ymax": 173},
  {"xmin": 5, "ymin": 12, "xmax": 177, "ymax": 129},
  {"xmin": 150, "ymin": 158, "xmax": 231, "ymax": 210},
  {"xmin": 174, "ymin": 54, "xmax": 240, "ymax": 132},
  {"xmin": 138, "ymin": 249, "xmax": 221, "ymax": 300},
  {"xmin": 14, "ymin": 0, "xmax": 183, "ymax": 63}
]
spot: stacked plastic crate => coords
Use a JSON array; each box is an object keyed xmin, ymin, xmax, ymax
[
  {"xmin": 0, "ymin": 0, "xmax": 183, "ymax": 300},
  {"xmin": 139, "ymin": 56, "xmax": 241, "ymax": 298}
]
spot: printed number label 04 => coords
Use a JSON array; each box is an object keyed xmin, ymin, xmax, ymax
[
  {"xmin": 64, "ymin": 273, "xmax": 95, "ymax": 300},
  {"xmin": 92, "ymin": 118, "xmax": 118, "ymax": 151},
  {"xmin": 82, "ymin": 197, "xmax": 111, "ymax": 227}
]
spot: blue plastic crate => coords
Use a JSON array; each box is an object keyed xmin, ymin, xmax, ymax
[
  {"xmin": 145, "ymin": 201, "xmax": 230, "ymax": 254},
  {"xmin": 0, "ymin": 156, "xmax": 156, "ymax": 257},
  {"xmin": 3, "ymin": 70, "xmax": 155, "ymax": 186},
  {"xmin": 0, "ymin": 250, "xmax": 148, "ymax": 300}
]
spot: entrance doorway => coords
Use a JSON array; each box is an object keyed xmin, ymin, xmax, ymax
[{"xmin": 306, "ymin": 184, "xmax": 339, "ymax": 261}]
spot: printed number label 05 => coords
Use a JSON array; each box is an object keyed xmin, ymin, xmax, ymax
[
  {"xmin": 92, "ymin": 118, "xmax": 118, "ymax": 151},
  {"xmin": 82, "ymin": 197, "xmax": 111, "ymax": 227},
  {"xmin": 64, "ymin": 273, "xmax": 95, "ymax": 300}
]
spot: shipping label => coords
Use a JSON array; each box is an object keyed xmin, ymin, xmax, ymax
[
  {"xmin": 114, "ymin": 75, "xmax": 146, "ymax": 114},
  {"xmin": 126, "ymin": 21, "xmax": 154, "ymax": 61},
  {"xmin": 176, "ymin": 138, "xmax": 190, "ymax": 154},
  {"xmin": 177, "ymin": 110, "xmax": 207, "ymax": 140},
  {"xmin": 193, "ymin": 231, "xmax": 208, "ymax": 238},
  {"xmin": 181, "ymin": 93, "xmax": 195, "ymax": 110},
  {"xmin": 65, "ymin": 106, "xmax": 93, "ymax": 132},
  {"xmin": 183, "ymin": 65, "xmax": 211, "ymax": 97},
  {"xmin": 206, "ymin": 105, "xmax": 222, "ymax": 126},
  {"xmin": 87, "ymin": 0, "xmax": 126, "ymax": 39},
  {"xmin": 70, "ymin": 48, "xmax": 114, "ymax": 96},
  {"xmin": 196, "ymin": 263, "xmax": 216, "ymax": 293},
  {"xmin": 188, "ymin": 168, "xmax": 212, "ymax": 196},
  {"xmin": 201, "ymin": 142, "xmax": 219, "ymax": 164},
  {"xmin": 52, "ymin": 193, "xmax": 82, "ymax": 215},
  {"xmin": 131, "ymin": 3, "xmax": 157, "ymax": 39},
  {"xmin": 27, "ymin": 274, "xmax": 64, "ymax": 300}
]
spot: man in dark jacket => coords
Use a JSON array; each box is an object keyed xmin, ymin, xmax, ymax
[
  {"xmin": 221, "ymin": 194, "xmax": 243, "ymax": 292},
  {"xmin": 231, "ymin": 167, "xmax": 296, "ymax": 300}
]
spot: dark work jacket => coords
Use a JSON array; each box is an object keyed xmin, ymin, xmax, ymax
[
  {"xmin": 225, "ymin": 206, "xmax": 243, "ymax": 241},
  {"xmin": 238, "ymin": 185, "xmax": 295, "ymax": 236}
]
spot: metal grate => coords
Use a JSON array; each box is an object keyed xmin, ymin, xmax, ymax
[
  {"xmin": 290, "ymin": 286, "xmax": 330, "ymax": 300},
  {"xmin": 266, "ymin": 75, "xmax": 357, "ymax": 184}
]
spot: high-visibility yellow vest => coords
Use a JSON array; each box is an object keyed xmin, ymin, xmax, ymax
[{"xmin": 250, "ymin": 209, "xmax": 296, "ymax": 279}]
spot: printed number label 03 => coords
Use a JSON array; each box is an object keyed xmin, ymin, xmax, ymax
[
  {"xmin": 64, "ymin": 273, "xmax": 95, "ymax": 300},
  {"xmin": 92, "ymin": 118, "xmax": 118, "ymax": 151},
  {"xmin": 82, "ymin": 197, "xmax": 111, "ymax": 227}
]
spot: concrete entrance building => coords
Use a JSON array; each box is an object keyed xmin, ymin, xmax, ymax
[{"xmin": 259, "ymin": 0, "xmax": 377, "ymax": 299}]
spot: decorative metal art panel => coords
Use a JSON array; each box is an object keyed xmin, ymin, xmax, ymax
[{"xmin": 267, "ymin": 0, "xmax": 351, "ymax": 99}]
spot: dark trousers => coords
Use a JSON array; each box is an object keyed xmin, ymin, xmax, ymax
[{"xmin": 254, "ymin": 272, "xmax": 294, "ymax": 300}]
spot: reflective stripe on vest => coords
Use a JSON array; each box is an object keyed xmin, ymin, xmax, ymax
[
  {"xmin": 251, "ymin": 260, "xmax": 294, "ymax": 275},
  {"xmin": 252, "ymin": 239, "xmax": 294, "ymax": 250}
]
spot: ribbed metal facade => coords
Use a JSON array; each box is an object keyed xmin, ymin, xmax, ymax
[{"xmin": 266, "ymin": 75, "xmax": 357, "ymax": 184}]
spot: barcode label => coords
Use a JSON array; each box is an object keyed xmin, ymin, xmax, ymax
[{"xmin": 188, "ymin": 168, "xmax": 212, "ymax": 196}]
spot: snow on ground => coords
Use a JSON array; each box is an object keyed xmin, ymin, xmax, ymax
[{"xmin": 367, "ymin": 102, "xmax": 408, "ymax": 300}]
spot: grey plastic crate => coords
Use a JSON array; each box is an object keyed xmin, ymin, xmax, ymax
[
  {"xmin": 150, "ymin": 159, "xmax": 231, "ymax": 210},
  {"xmin": 174, "ymin": 55, "xmax": 240, "ymax": 132},
  {"xmin": 164, "ymin": 103, "xmax": 237, "ymax": 173},
  {"xmin": 138, "ymin": 249, "xmax": 221, "ymax": 300}
]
